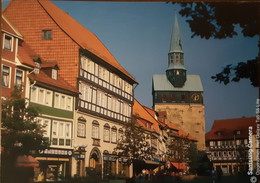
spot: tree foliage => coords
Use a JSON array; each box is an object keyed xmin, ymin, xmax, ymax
[
  {"xmin": 167, "ymin": 135, "xmax": 190, "ymax": 163},
  {"xmin": 177, "ymin": 2, "xmax": 259, "ymax": 39},
  {"xmin": 211, "ymin": 58, "xmax": 258, "ymax": 87},
  {"xmin": 176, "ymin": 2, "xmax": 259, "ymax": 87},
  {"xmin": 1, "ymin": 86, "xmax": 49, "ymax": 156},
  {"xmin": 114, "ymin": 115, "xmax": 154, "ymax": 165}
]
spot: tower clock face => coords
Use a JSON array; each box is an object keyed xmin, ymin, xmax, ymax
[{"xmin": 191, "ymin": 93, "xmax": 200, "ymax": 102}]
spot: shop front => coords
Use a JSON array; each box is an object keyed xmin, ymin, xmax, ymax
[
  {"xmin": 34, "ymin": 148, "xmax": 73, "ymax": 182},
  {"xmin": 118, "ymin": 157, "xmax": 130, "ymax": 177},
  {"xmin": 103, "ymin": 151, "xmax": 117, "ymax": 178}
]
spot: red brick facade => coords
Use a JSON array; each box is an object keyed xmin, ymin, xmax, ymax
[{"xmin": 4, "ymin": 0, "xmax": 80, "ymax": 88}]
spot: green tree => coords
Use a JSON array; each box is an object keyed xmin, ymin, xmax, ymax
[
  {"xmin": 167, "ymin": 135, "xmax": 190, "ymax": 164},
  {"xmin": 1, "ymin": 86, "xmax": 49, "ymax": 183},
  {"xmin": 186, "ymin": 142, "xmax": 198, "ymax": 174},
  {"xmin": 175, "ymin": 2, "xmax": 259, "ymax": 87},
  {"xmin": 114, "ymin": 115, "xmax": 154, "ymax": 165}
]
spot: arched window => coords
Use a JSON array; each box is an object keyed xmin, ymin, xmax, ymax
[
  {"xmin": 111, "ymin": 126, "xmax": 117, "ymax": 143},
  {"xmin": 103, "ymin": 123, "xmax": 110, "ymax": 142},
  {"xmin": 77, "ymin": 117, "xmax": 86, "ymax": 138},
  {"xmin": 118, "ymin": 128, "xmax": 123, "ymax": 141},
  {"xmin": 92, "ymin": 120, "xmax": 99, "ymax": 139}
]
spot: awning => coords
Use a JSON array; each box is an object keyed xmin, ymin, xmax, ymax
[
  {"xmin": 16, "ymin": 155, "xmax": 39, "ymax": 167},
  {"xmin": 144, "ymin": 160, "xmax": 160, "ymax": 165},
  {"xmin": 171, "ymin": 162, "xmax": 187, "ymax": 170}
]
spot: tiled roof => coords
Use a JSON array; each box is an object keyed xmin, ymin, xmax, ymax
[
  {"xmin": 41, "ymin": 61, "xmax": 59, "ymax": 69},
  {"xmin": 17, "ymin": 41, "xmax": 37, "ymax": 67},
  {"xmin": 37, "ymin": 0, "xmax": 137, "ymax": 84},
  {"xmin": 133, "ymin": 99, "xmax": 160, "ymax": 133},
  {"xmin": 2, "ymin": 15, "xmax": 22, "ymax": 38},
  {"xmin": 167, "ymin": 122, "xmax": 197, "ymax": 141},
  {"xmin": 206, "ymin": 117, "xmax": 256, "ymax": 141},
  {"xmin": 28, "ymin": 70, "xmax": 79, "ymax": 94},
  {"xmin": 153, "ymin": 74, "xmax": 203, "ymax": 92}
]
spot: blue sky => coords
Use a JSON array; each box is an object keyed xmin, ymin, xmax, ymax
[{"xmin": 3, "ymin": 1, "xmax": 258, "ymax": 132}]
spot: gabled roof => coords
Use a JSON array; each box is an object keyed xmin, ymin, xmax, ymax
[
  {"xmin": 153, "ymin": 74, "xmax": 203, "ymax": 92},
  {"xmin": 28, "ymin": 70, "xmax": 79, "ymax": 95},
  {"xmin": 36, "ymin": 0, "xmax": 137, "ymax": 84},
  {"xmin": 2, "ymin": 15, "xmax": 22, "ymax": 38},
  {"xmin": 17, "ymin": 41, "xmax": 38, "ymax": 68},
  {"xmin": 206, "ymin": 117, "xmax": 256, "ymax": 141}
]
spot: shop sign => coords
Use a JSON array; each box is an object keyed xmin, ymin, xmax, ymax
[{"xmin": 39, "ymin": 148, "xmax": 73, "ymax": 157}]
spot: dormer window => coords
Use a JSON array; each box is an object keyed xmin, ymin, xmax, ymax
[
  {"xmin": 42, "ymin": 30, "xmax": 52, "ymax": 40},
  {"xmin": 3, "ymin": 34, "xmax": 13, "ymax": 51},
  {"xmin": 52, "ymin": 69, "xmax": 57, "ymax": 80},
  {"xmin": 217, "ymin": 131, "xmax": 222, "ymax": 136},
  {"xmin": 236, "ymin": 130, "xmax": 241, "ymax": 135}
]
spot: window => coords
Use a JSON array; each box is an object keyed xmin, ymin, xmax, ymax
[
  {"xmin": 181, "ymin": 94, "xmax": 186, "ymax": 101},
  {"xmin": 37, "ymin": 118, "xmax": 51, "ymax": 137},
  {"xmin": 54, "ymin": 92, "xmax": 73, "ymax": 111},
  {"xmin": 31, "ymin": 87, "xmax": 37, "ymax": 102},
  {"xmin": 42, "ymin": 30, "xmax": 52, "ymax": 40},
  {"xmin": 2, "ymin": 65, "xmax": 11, "ymax": 87},
  {"xmin": 77, "ymin": 117, "xmax": 86, "ymax": 138},
  {"xmin": 118, "ymin": 128, "xmax": 123, "ymax": 141},
  {"xmin": 52, "ymin": 69, "xmax": 57, "ymax": 80},
  {"xmin": 52, "ymin": 120, "xmax": 72, "ymax": 146},
  {"xmin": 30, "ymin": 86, "xmax": 53, "ymax": 106},
  {"xmin": 162, "ymin": 94, "xmax": 167, "ymax": 102},
  {"xmin": 38, "ymin": 88, "xmax": 44, "ymax": 104},
  {"xmin": 15, "ymin": 70, "xmax": 23, "ymax": 86},
  {"xmin": 3, "ymin": 34, "xmax": 12, "ymax": 50},
  {"xmin": 103, "ymin": 124, "xmax": 110, "ymax": 142},
  {"xmin": 111, "ymin": 126, "xmax": 117, "ymax": 143},
  {"xmin": 92, "ymin": 121, "xmax": 99, "ymax": 139},
  {"xmin": 171, "ymin": 94, "xmax": 176, "ymax": 102}
]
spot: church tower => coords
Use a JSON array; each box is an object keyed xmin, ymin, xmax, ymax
[
  {"xmin": 152, "ymin": 14, "xmax": 206, "ymax": 150},
  {"xmin": 166, "ymin": 15, "xmax": 186, "ymax": 88}
]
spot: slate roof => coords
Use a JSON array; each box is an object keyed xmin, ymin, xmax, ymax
[
  {"xmin": 153, "ymin": 74, "xmax": 203, "ymax": 92},
  {"xmin": 206, "ymin": 117, "xmax": 256, "ymax": 141},
  {"xmin": 36, "ymin": 0, "xmax": 137, "ymax": 84}
]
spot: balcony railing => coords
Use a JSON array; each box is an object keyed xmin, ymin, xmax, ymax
[
  {"xmin": 80, "ymin": 69, "xmax": 133, "ymax": 101},
  {"xmin": 78, "ymin": 99, "xmax": 131, "ymax": 123}
]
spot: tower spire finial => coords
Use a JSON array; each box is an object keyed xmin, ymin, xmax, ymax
[{"xmin": 169, "ymin": 12, "xmax": 182, "ymax": 53}]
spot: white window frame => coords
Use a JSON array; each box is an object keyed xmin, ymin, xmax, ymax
[
  {"xmin": 92, "ymin": 121, "xmax": 100, "ymax": 139},
  {"xmin": 15, "ymin": 69, "xmax": 23, "ymax": 86},
  {"xmin": 77, "ymin": 119, "xmax": 86, "ymax": 138},
  {"xmin": 103, "ymin": 125, "xmax": 110, "ymax": 142},
  {"xmin": 52, "ymin": 120, "xmax": 72, "ymax": 147},
  {"xmin": 54, "ymin": 92, "xmax": 73, "ymax": 111},
  {"xmin": 30, "ymin": 86, "xmax": 53, "ymax": 107},
  {"xmin": 52, "ymin": 69, "xmax": 57, "ymax": 80},
  {"xmin": 111, "ymin": 127, "xmax": 117, "ymax": 143},
  {"xmin": 37, "ymin": 117, "xmax": 51, "ymax": 137},
  {"xmin": 3, "ymin": 33, "xmax": 13, "ymax": 51},
  {"xmin": 2, "ymin": 65, "xmax": 11, "ymax": 88}
]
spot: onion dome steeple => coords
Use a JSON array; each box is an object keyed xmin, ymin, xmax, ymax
[{"xmin": 166, "ymin": 13, "xmax": 186, "ymax": 88}]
